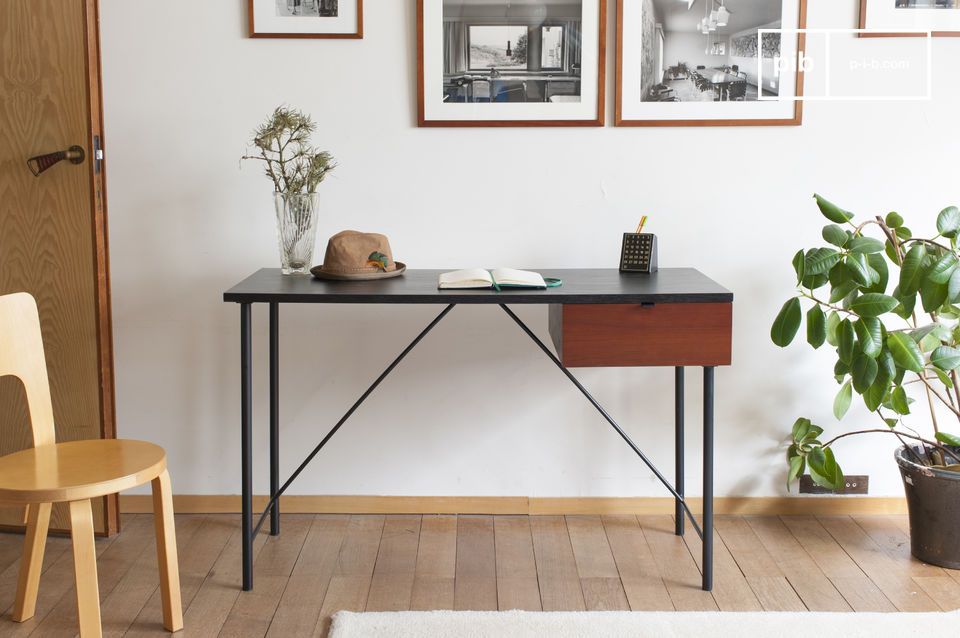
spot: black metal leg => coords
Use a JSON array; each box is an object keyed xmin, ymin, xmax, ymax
[
  {"xmin": 269, "ymin": 303, "xmax": 280, "ymax": 536},
  {"xmin": 702, "ymin": 366, "xmax": 715, "ymax": 592},
  {"xmin": 675, "ymin": 367, "xmax": 684, "ymax": 537},
  {"xmin": 240, "ymin": 303, "xmax": 253, "ymax": 592}
]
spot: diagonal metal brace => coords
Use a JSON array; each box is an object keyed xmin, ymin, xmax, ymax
[
  {"xmin": 498, "ymin": 303, "xmax": 704, "ymax": 541},
  {"xmin": 252, "ymin": 303, "xmax": 457, "ymax": 536}
]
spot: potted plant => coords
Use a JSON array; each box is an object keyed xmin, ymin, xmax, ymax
[
  {"xmin": 772, "ymin": 194, "xmax": 960, "ymax": 569},
  {"xmin": 242, "ymin": 106, "xmax": 336, "ymax": 275}
]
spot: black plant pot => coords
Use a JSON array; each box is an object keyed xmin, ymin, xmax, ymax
[{"xmin": 895, "ymin": 445, "xmax": 960, "ymax": 569}]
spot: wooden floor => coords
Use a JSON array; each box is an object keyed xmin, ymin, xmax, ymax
[{"xmin": 0, "ymin": 514, "xmax": 958, "ymax": 637}]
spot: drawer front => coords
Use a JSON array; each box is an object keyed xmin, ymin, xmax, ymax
[{"xmin": 549, "ymin": 303, "xmax": 732, "ymax": 368}]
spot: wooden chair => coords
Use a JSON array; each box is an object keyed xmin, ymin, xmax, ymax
[{"xmin": 0, "ymin": 292, "xmax": 182, "ymax": 637}]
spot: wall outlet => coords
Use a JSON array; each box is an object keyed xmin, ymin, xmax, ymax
[{"xmin": 799, "ymin": 475, "xmax": 869, "ymax": 495}]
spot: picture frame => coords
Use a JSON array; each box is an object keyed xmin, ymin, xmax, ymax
[
  {"xmin": 859, "ymin": 0, "xmax": 960, "ymax": 38},
  {"xmin": 248, "ymin": 0, "xmax": 363, "ymax": 39},
  {"xmin": 417, "ymin": 0, "xmax": 607, "ymax": 127},
  {"xmin": 615, "ymin": 0, "xmax": 807, "ymax": 127}
]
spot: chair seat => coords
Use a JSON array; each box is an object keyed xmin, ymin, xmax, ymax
[{"xmin": 0, "ymin": 439, "xmax": 166, "ymax": 504}]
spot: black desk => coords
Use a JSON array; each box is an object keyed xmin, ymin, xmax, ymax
[{"xmin": 224, "ymin": 268, "xmax": 734, "ymax": 592}]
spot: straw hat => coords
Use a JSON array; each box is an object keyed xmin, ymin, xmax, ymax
[{"xmin": 310, "ymin": 230, "xmax": 406, "ymax": 281}]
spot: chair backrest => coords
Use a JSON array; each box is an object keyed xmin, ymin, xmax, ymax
[{"xmin": 0, "ymin": 292, "xmax": 55, "ymax": 448}]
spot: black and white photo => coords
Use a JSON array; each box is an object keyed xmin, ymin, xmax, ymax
[
  {"xmin": 275, "ymin": 0, "xmax": 339, "ymax": 18},
  {"xmin": 249, "ymin": 0, "xmax": 361, "ymax": 38},
  {"xmin": 419, "ymin": 0, "xmax": 606, "ymax": 126},
  {"xmin": 616, "ymin": 0, "xmax": 804, "ymax": 126}
]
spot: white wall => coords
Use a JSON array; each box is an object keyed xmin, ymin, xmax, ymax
[
  {"xmin": 663, "ymin": 31, "xmax": 719, "ymax": 72},
  {"xmin": 99, "ymin": 0, "xmax": 960, "ymax": 499}
]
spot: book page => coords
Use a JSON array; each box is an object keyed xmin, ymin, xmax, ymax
[
  {"xmin": 490, "ymin": 268, "xmax": 546, "ymax": 288},
  {"xmin": 438, "ymin": 268, "xmax": 493, "ymax": 289}
]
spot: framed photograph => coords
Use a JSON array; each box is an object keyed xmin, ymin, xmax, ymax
[
  {"xmin": 417, "ymin": 0, "xmax": 607, "ymax": 127},
  {"xmin": 616, "ymin": 0, "xmax": 806, "ymax": 127},
  {"xmin": 860, "ymin": 0, "xmax": 960, "ymax": 37},
  {"xmin": 248, "ymin": 0, "xmax": 363, "ymax": 39}
]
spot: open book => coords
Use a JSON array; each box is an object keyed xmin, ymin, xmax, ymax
[{"xmin": 439, "ymin": 268, "xmax": 559, "ymax": 290}]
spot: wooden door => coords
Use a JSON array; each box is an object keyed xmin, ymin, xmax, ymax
[{"xmin": 0, "ymin": 0, "xmax": 117, "ymax": 535}]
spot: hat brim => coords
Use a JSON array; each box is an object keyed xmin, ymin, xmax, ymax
[{"xmin": 310, "ymin": 262, "xmax": 407, "ymax": 281}]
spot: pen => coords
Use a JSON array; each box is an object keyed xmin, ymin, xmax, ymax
[{"xmin": 635, "ymin": 215, "xmax": 648, "ymax": 234}]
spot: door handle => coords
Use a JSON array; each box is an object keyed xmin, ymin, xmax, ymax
[{"xmin": 26, "ymin": 145, "xmax": 85, "ymax": 177}]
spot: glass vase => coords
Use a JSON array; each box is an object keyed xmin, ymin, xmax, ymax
[{"xmin": 273, "ymin": 192, "xmax": 320, "ymax": 275}]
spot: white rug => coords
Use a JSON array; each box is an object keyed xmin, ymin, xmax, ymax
[{"xmin": 329, "ymin": 609, "xmax": 960, "ymax": 638}]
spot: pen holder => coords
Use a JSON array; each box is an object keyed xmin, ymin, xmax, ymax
[{"xmin": 619, "ymin": 233, "xmax": 658, "ymax": 274}]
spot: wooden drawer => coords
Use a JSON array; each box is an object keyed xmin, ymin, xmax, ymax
[{"xmin": 548, "ymin": 303, "xmax": 732, "ymax": 368}]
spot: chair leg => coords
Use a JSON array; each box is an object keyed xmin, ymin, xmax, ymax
[
  {"xmin": 69, "ymin": 499, "xmax": 102, "ymax": 638},
  {"xmin": 152, "ymin": 469, "xmax": 183, "ymax": 632},
  {"xmin": 12, "ymin": 502, "xmax": 52, "ymax": 622}
]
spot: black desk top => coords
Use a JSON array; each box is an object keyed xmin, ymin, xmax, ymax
[{"xmin": 223, "ymin": 268, "xmax": 733, "ymax": 305}]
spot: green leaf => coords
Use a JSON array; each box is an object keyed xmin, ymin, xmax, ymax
[
  {"xmin": 787, "ymin": 455, "xmax": 805, "ymax": 489},
  {"xmin": 885, "ymin": 418, "xmax": 899, "ymax": 428},
  {"xmin": 932, "ymin": 345, "xmax": 960, "ymax": 371},
  {"xmin": 822, "ymin": 225, "xmax": 849, "ymax": 248},
  {"xmin": 891, "ymin": 386, "xmax": 910, "ymax": 415},
  {"xmin": 771, "ymin": 298, "xmax": 802, "ymax": 347},
  {"xmin": 805, "ymin": 247, "xmax": 841, "ymax": 276},
  {"xmin": 851, "ymin": 354, "xmax": 879, "ymax": 393},
  {"xmin": 865, "ymin": 253, "xmax": 889, "ymax": 294},
  {"xmin": 886, "ymin": 212, "xmax": 904, "ymax": 228},
  {"xmin": 845, "ymin": 254, "xmax": 871, "ymax": 287},
  {"xmin": 949, "ymin": 268, "xmax": 960, "ymax": 303},
  {"xmin": 847, "ymin": 236, "xmax": 885, "ymax": 254},
  {"xmin": 792, "ymin": 249, "xmax": 805, "ymax": 285},
  {"xmin": 893, "ymin": 286, "xmax": 916, "ymax": 319},
  {"xmin": 829, "ymin": 281, "xmax": 859, "ymax": 304},
  {"xmin": 936, "ymin": 432, "xmax": 960, "ymax": 447},
  {"xmin": 814, "ymin": 194, "xmax": 854, "ymax": 224},
  {"xmin": 837, "ymin": 319, "xmax": 856, "ymax": 365},
  {"xmin": 849, "ymin": 293, "xmax": 899, "ymax": 318},
  {"xmin": 878, "ymin": 349, "xmax": 897, "ymax": 380},
  {"xmin": 791, "ymin": 418, "xmax": 813, "ymax": 442},
  {"xmin": 899, "ymin": 244, "xmax": 927, "ymax": 295},
  {"xmin": 806, "ymin": 305, "xmax": 826, "ymax": 349},
  {"xmin": 937, "ymin": 206, "xmax": 960, "ymax": 238},
  {"xmin": 920, "ymin": 277, "xmax": 948, "ymax": 313},
  {"xmin": 809, "ymin": 447, "xmax": 844, "ymax": 491},
  {"xmin": 826, "ymin": 311, "xmax": 841, "ymax": 347},
  {"xmin": 863, "ymin": 369, "xmax": 890, "ymax": 412},
  {"xmin": 934, "ymin": 367, "xmax": 954, "ymax": 389},
  {"xmin": 833, "ymin": 380, "xmax": 853, "ymax": 420},
  {"xmin": 801, "ymin": 273, "xmax": 829, "ymax": 290},
  {"xmin": 887, "ymin": 332, "xmax": 924, "ymax": 373},
  {"xmin": 855, "ymin": 318, "xmax": 883, "ymax": 358},
  {"xmin": 928, "ymin": 252, "xmax": 958, "ymax": 284}
]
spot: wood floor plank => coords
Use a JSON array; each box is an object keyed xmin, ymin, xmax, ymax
[
  {"xmin": 746, "ymin": 516, "xmax": 851, "ymax": 612},
  {"xmin": 28, "ymin": 514, "xmax": 155, "ymax": 637},
  {"xmin": 124, "ymin": 514, "xmax": 236, "ymax": 637},
  {"xmin": 219, "ymin": 515, "xmax": 314, "ymax": 637},
  {"xmin": 781, "ymin": 516, "xmax": 895, "ymax": 612},
  {"xmin": 852, "ymin": 516, "xmax": 947, "ymax": 578},
  {"xmin": 313, "ymin": 515, "xmax": 385, "ymax": 637},
  {"xmin": 0, "ymin": 529, "xmax": 26, "ymax": 576},
  {"xmin": 266, "ymin": 515, "xmax": 349, "ymax": 637},
  {"xmin": 0, "ymin": 521, "xmax": 121, "ymax": 637},
  {"xmin": 818, "ymin": 516, "xmax": 940, "ymax": 612},
  {"xmin": 529, "ymin": 516, "xmax": 585, "ymax": 612},
  {"xmin": 493, "ymin": 516, "xmax": 541, "ymax": 611},
  {"xmin": 682, "ymin": 517, "xmax": 761, "ymax": 611},
  {"xmin": 565, "ymin": 516, "xmax": 628, "ymax": 611},
  {"xmin": 715, "ymin": 517, "xmax": 805, "ymax": 611},
  {"xmin": 636, "ymin": 516, "xmax": 717, "ymax": 611},
  {"xmin": 178, "ymin": 517, "xmax": 270, "ymax": 638},
  {"xmin": 0, "ymin": 532, "xmax": 71, "ymax": 617},
  {"xmin": 99, "ymin": 514, "xmax": 206, "ymax": 638},
  {"xmin": 913, "ymin": 576, "xmax": 960, "ymax": 611},
  {"xmin": 365, "ymin": 515, "xmax": 422, "ymax": 612},
  {"xmin": 601, "ymin": 515, "xmax": 673, "ymax": 611},
  {"xmin": 454, "ymin": 515, "xmax": 497, "ymax": 611},
  {"xmin": 409, "ymin": 515, "xmax": 457, "ymax": 611}
]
